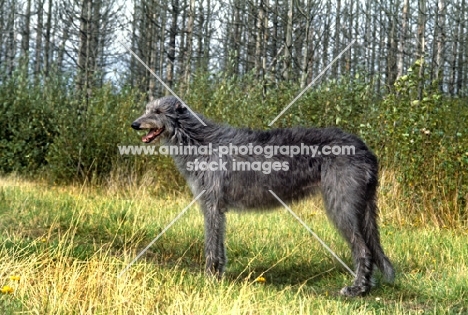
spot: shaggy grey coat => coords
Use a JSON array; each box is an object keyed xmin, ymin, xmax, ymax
[{"xmin": 131, "ymin": 96, "xmax": 395, "ymax": 297}]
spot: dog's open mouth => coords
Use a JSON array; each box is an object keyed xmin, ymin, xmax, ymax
[{"xmin": 142, "ymin": 127, "xmax": 165, "ymax": 143}]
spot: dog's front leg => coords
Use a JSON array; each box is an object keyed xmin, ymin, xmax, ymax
[{"xmin": 202, "ymin": 200, "xmax": 227, "ymax": 278}]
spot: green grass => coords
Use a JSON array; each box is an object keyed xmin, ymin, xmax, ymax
[{"xmin": 1, "ymin": 175, "xmax": 467, "ymax": 314}]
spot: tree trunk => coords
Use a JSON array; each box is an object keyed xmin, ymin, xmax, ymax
[
  {"xmin": 7, "ymin": 0, "xmax": 17, "ymax": 76},
  {"xmin": 166, "ymin": 0, "xmax": 179, "ymax": 91},
  {"xmin": 184, "ymin": 0, "xmax": 195, "ymax": 88},
  {"xmin": 179, "ymin": 0, "xmax": 187, "ymax": 80},
  {"xmin": 129, "ymin": 0, "xmax": 138, "ymax": 87},
  {"xmin": 0, "ymin": 0, "xmax": 5, "ymax": 70},
  {"xmin": 456, "ymin": 0, "xmax": 465, "ymax": 93},
  {"xmin": 90, "ymin": 0, "xmax": 102, "ymax": 87},
  {"xmin": 233, "ymin": 0, "xmax": 242, "ymax": 75},
  {"xmin": 300, "ymin": 0, "xmax": 311, "ymax": 88},
  {"xmin": 417, "ymin": 0, "xmax": 426, "ymax": 100},
  {"xmin": 386, "ymin": 0, "xmax": 398, "ymax": 89},
  {"xmin": 376, "ymin": 4, "xmax": 383, "ymax": 93},
  {"xmin": 34, "ymin": 0, "xmax": 44, "ymax": 79},
  {"xmin": 332, "ymin": 0, "xmax": 341, "ymax": 77},
  {"xmin": 147, "ymin": 1, "xmax": 157, "ymax": 100},
  {"xmin": 283, "ymin": 0, "xmax": 293, "ymax": 81},
  {"xmin": 435, "ymin": 0, "xmax": 445, "ymax": 85},
  {"xmin": 322, "ymin": 1, "xmax": 331, "ymax": 74},
  {"xmin": 43, "ymin": 0, "xmax": 52, "ymax": 76},
  {"xmin": 21, "ymin": 0, "xmax": 31, "ymax": 62},
  {"xmin": 196, "ymin": 1, "xmax": 204, "ymax": 70},
  {"xmin": 76, "ymin": 0, "xmax": 91, "ymax": 92},
  {"xmin": 397, "ymin": 0, "xmax": 409, "ymax": 78},
  {"xmin": 159, "ymin": 6, "xmax": 166, "ymax": 90},
  {"xmin": 271, "ymin": 0, "xmax": 279, "ymax": 79},
  {"xmin": 262, "ymin": 0, "xmax": 268, "ymax": 94},
  {"xmin": 255, "ymin": 0, "xmax": 263, "ymax": 78},
  {"xmin": 347, "ymin": 0, "xmax": 354, "ymax": 75},
  {"xmin": 56, "ymin": 14, "xmax": 70, "ymax": 73},
  {"xmin": 202, "ymin": 0, "xmax": 211, "ymax": 71}
]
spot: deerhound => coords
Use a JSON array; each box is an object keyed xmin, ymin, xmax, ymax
[{"xmin": 131, "ymin": 96, "xmax": 395, "ymax": 297}]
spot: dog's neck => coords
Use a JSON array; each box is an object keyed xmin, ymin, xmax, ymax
[{"xmin": 168, "ymin": 114, "xmax": 227, "ymax": 146}]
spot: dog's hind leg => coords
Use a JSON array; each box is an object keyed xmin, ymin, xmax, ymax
[
  {"xmin": 201, "ymin": 198, "xmax": 227, "ymax": 278},
  {"xmin": 362, "ymin": 190, "xmax": 395, "ymax": 283},
  {"xmin": 321, "ymin": 174, "xmax": 374, "ymax": 296}
]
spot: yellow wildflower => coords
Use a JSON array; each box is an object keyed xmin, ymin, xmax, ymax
[
  {"xmin": 1, "ymin": 285, "xmax": 14, "ymax": 294},
  {"xmin": 254, "ymin": 276, "xmax": 266, "ymax": 283},
  {"xmin": 10, "ymin": 275, "xmax": 20, "ymax": 281}
]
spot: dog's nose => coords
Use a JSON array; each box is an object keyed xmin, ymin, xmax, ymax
[{"xmin": 131, "ymin": 122, "xmax": 141, "ymax": 130}]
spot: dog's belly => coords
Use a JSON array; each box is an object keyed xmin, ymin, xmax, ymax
[{"xmin": 223, "ymin": 172, "xmax": 320, "ymax": 210}]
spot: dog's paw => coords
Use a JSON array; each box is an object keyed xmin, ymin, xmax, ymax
[
  {"xmin": 205, "ymin": 266, "xmax": 224, "ymax": 280},
  {"xmin": 339, "ymin": 285, "xmax": 369, "ymax": 297}
]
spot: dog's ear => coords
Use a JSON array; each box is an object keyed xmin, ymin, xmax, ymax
[{"xmin": 175, "ymin": 101, "xmax": 187, "ymax": 113}]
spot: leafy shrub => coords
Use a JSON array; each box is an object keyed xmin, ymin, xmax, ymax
[
  {"xmin": 360, "ymin": 59, "xmax": 468, "ymax": 223},
  {"xmin": 45, "ymin": 85, "xmax": 141, "ymax": 182},
  {"xmin": 0, "ymin": 70, "xmax": 62, "ymax": 174}
]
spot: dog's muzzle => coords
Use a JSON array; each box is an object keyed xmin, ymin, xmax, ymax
[{"xmin": 131, "ymin": 121, "xmax": 165, "ymax": 143}]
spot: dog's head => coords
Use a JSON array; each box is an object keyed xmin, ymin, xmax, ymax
[{"xmin": 131, "ymin": 96, "xmax": 187, "ymax": 143}]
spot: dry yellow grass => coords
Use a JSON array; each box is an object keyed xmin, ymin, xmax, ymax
[{"xmin": 1, "ymin": 172, "xmax": 467, "ymax": 314}]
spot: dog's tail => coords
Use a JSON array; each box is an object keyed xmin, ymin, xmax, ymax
[{"xmin": 363, "ymin": 197, "xmax": 395, "ymax": 283}]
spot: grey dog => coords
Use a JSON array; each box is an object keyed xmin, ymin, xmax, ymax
[{"xmin": 131, "ymin": 96, "xmax": 395, "ymax": 297}]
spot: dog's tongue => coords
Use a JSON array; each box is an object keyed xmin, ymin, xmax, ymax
[
  {"xmin": 142, "ymin": 128, "xmax": 163, "ymax": 143},
  {"xmin": 142, "ymin": 129, "xmax": 157, "ymax": 143}
]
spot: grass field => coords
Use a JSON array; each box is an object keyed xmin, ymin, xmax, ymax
[{"xmin": 1, "ymin": 174, "xmax": 467, "ymax": 314}]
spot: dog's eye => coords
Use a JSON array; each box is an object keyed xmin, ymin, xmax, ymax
[{"xmin": 154, "ymin": 109, "xmax": 161, "ymax": 114}]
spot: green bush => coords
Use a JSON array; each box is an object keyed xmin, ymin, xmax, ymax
[
  {"xmin": 370, "ymin": 60, "xmax": 468, "ymax": 221},
  {"xmin": 45, "ymin": 85, "xmax": 143, "ymax": 182},
  {"xmin": 0, "ymin": 71, "xmax": 62, "ymax": 174}
]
